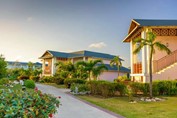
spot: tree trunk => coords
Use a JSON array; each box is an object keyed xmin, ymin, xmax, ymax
[
  {"xmin": 149, "ymin": 47, "xmax": 153, "ymax": 98},
  {"xmin": 117, "ymin": 65, "xmax": 120, "ymax": 77}
]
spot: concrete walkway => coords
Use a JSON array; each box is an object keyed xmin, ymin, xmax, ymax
[{"xmin": 36, "ymin": 84, "xmax": 124, "ymax": 118}]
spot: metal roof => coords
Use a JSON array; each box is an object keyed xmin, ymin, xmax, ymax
[
  {"xmin": 7, "ymin": 61, "xmax": 42, "ymax": 66},
  {"xmin": 97, "ymin": 64, "xmax": 130, "ymax": 73},
  {"xmin": 48, "ymin": 50, "xmax": 69, "ymax": 58},
  {"xmin": 47, "ymin": 50, "xmax": 123, "ymax": 60},
  {"xmin": 134, "ymin": 19, "xmax": 177, "ymax": 26}
]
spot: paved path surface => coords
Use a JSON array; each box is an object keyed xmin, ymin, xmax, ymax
[{"xmin": 36, "ymin": 84, "xmax": 124, "ymax": 118}]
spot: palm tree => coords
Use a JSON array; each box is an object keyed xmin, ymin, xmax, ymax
[
  {"xmin": 133, "ymin": 32, "xmax": 171, "ymax": 98},
  {"xmin": 110, "ymin": 56, "xmax": 122, "ymax": 77},
  {"xmin": 76, "ymin": 59, "xmax": 108, "ymax": 81}
]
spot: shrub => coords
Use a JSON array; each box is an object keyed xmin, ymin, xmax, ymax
[
  {"xmin": 39, "ymin": 76, "xmax": 54, "ymax": 83},
  {"xmin": 30, "ymin": 76, "xmax": 40, "ymax": 82},
  {"xmin": 24, "ymin": 80, "xmax": 35, "ymax": 89},
  {"xmin": 129, "ymin": 80, "xmax": 177, "ymax": 96},
  {"xmin": 53, "ymin": 77, "xmax": 64, "ymax": 85},
  {"xmin": 114, "ymin": 82, "xmax": 127, "ymax": 96},
  {"xmin": 0, "ymin": 89, "xmax": 60, "ymax": 117},
  {"xmin": 70, "ymin": 83, "xmax": 90, "ymax": 93},
  {"xmin": 87, "ymin": 80, "xmax": 123, "ymax": 98},
  {"xmin": 0, "ymin": 78, "xmax": 9, "ymax": 85},
  {"xmin": 18, "ymin": 75, "xmax": 29, "ymax": 80},
  {"xmin": 115, "ymin": 75, "xmax": 130, "ymax": 82},
  {"xmin": 64, "ymin": 78, "xmax": 86, "ymax": 88},
  {"xmin": 129, "ymin": 82, "xmax": 148, "ymax": 96}
]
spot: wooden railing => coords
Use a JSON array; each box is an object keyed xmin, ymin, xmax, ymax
[
  {"xmin": 133, "ymin": 62, "xmax": 142, "ymax": 74},
  {"xmin": 153, "ymin": 49, "xmax": 177, "ymax": 72}
]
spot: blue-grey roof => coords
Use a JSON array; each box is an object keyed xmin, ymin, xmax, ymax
[
  {"xmin": 134, "ymin": 19, "xmax": 177, "ymax": 26},
  {"xmin": 48, "ymin": 50, "xmax": 69, "ymax": 58},
  {"xmin": 105, "ymin": 64, "xmax": 130, "ymax": 73},
  {"xmin": 47, "ymin": 50, "xmax": 122, "ymax": 60},
  {"xmin": 70, "ymin": 50, "xmax": 119, "ymax": 60},
  {"xmin": 97, "ymin": 64, "xmax": 130, "ymax": 73},
  {"xmin": 7, "ymin": 61, "xmax": 42, "ymax": 66}
]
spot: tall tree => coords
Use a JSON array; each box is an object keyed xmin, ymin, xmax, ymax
[
  {"xmin": 110, "ymin": 56, "xmax": 122, "ymax": 77},
  {"xmin": 76, "ymin": 59, "xmax": 108, "ymax": 81},
  {"xmin": 0, "ymin": 55, "xmax": 7, "ymax": 79},
  {"xmin": 133, "ymin": 32, "xmax": 171, "ymax": 98}
]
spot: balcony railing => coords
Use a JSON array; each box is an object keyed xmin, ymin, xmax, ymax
[
  {"xmin": 153, "ymin": 49, "xmax": 177, "ymax": 72},
  {"xmin": 133, "ymin": 62, "xmax": 142, "ymax": 74}
]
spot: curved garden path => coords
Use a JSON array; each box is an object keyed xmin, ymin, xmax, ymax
[{"xmin": 36, "ymin": 84, "xmax": 124, "ymax": 118}]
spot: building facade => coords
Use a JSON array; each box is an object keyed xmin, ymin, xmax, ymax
[
  {"xmin": 123, "ymin": 19, "xmax": 177, "ymax": 82},
  {"xmin": 39, "ymin": 50, "xmax": 130, "ymax": 81},
  {"xmin": 7, "ymin": 61, "xmax": 42, "ymax": 70}
]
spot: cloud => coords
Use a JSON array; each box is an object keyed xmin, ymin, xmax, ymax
[
  {"xmin": 88, "ymin": 42, "xmax": 107, "ymax": 49},
  {"xmin": 27, "ymin": 17, "xmax": 33, "ymax": 22}
]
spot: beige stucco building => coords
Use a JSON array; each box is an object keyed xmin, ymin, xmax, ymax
[
  {"xmin": 123, "ymin": 19, "xmax": 177, "ymax": 82},
  {"xmin": 39, "ymin": 50, "xmax": 130, "ymax": 81}
]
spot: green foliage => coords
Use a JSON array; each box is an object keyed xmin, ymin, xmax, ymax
[
  {"xmin": 129, "ymin": 80, "xmax": 177, "ymax": 96},
  {"xmin": 76, "ymin": 59, "xmax": 107, "ymax": 80},
  {"xmin": 0, "ymin": 78, "xmax": 9, "ymax": 85},
  {"xmin": 0, "ymin": 55, "xmax": 7, "ymax": 79},
  {"xmin": 30, "ymin": 76, "xmax": 40, "ymax": 82},
  {"xmin": 110, "ymin": 56, "xmax": 122, "ymax": 77},
  {"xmin": 24, "ymin": 80, "xmax": 35, "ymax": 89},
  {"xmin": 64, "ymin": 78, "xmax": 86, "ymax": 88},
  {"xmin": 39, "ymin": 76, "xmax": 54, "ymax": 83},
  {"xmin": 0, "ymin": 89, "xmax": 60, "ymax": 117},
  {"xmin": 18, "ymin": 75, "xmax": 29, "ymax": 80},
  {"xmin": 115, "ymin": 75, "xmax": 130, "ymax": 82},
  {"xmin": 53, "ymin": 77, "xmax": 64, "ymax": 85},
  {"xmin": 114, "ymin": 82, "xmax": 127, "ymax": 96},
  {"xmin": 87, "ymin": 80, "xmax": 126, "ymax": 98},
  {"xmin": 70, "ymin": 83, "xmax": 90, "ymax": 93}
]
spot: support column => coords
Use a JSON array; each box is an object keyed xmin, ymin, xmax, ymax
[
  {"xmin": 51, "ymin": 58, "xmax": 56, "ymax": 76},
  {"xmin": 130, "ymin": 40, "xmax": 134, "ymax": 75},
  {"xmin": 141, "ymin": 30, "xmax": 147, "ymax": 82}
]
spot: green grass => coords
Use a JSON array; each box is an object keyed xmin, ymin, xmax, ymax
[
  {"xmin": 78, "ymin": 95, "xmax": 177, "ymax": 118},
  {"xmin": 42, "ymin": 83, "xmax": 66, "ymax": 89}
]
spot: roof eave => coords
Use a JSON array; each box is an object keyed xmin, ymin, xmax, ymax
[{"xmin": 123, "ymin": 26, "xmax": 139, "ymax": 43}]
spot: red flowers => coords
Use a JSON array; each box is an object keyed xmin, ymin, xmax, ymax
[
  {"xmin": 34, "ymin": 87, "xmax": 38, "ymax": 92},
  {"xmin": 58, "ymin": 96, "xmax": 61, "ymax": 99},
  {"xmin": 49, "ymin": 113, "xmax": 53, "ymax": 118}
]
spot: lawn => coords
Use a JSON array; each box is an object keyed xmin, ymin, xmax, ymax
[
  {"xmin": 78, "ymin": 95, "xmax": 177, "ymax": 118},
  {"xmin": 42, "ymin": 83, "xmax": 66, "ymax": 88}
]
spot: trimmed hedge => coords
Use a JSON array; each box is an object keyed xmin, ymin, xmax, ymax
[
  {"xmin": 64, "ymin": 78, "xmax": 86, "ymax": 88},
  {"xmin": 130, "ymin": 80, "xmax": 177, "ymax": 96},
  {"xmin": 70, "ymin": 84, "xmax": 90, "ymax": 93},
  {"xmin": 87, "ymin": 80, "xmax": 127, "ymax": 98}
]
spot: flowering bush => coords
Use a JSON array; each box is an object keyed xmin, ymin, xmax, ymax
[{"xmin": 0, "ymin": 88, "xmax": 60, "ymax": 117}]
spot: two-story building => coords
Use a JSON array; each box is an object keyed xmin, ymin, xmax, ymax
[
  {"xmin": 123, "ymin": 19, "xmax": 177, "ymax": 82},
  {"xmin": 39, "ymin": 50, "xmax": 130, "ymax": 81}
]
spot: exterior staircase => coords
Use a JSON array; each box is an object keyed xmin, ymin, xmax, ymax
[{"xmin": 153, "ymin": 49, "xmax": 177, "ymax": 74}]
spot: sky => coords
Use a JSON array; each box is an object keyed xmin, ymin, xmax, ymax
[{"xmin": 1, "ymin": 0, "xmax": 177, "ymax": 67}]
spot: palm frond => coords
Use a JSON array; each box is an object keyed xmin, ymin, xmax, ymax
[
  {"xmin": 154, "ymin": 42, "xmax": 171, "ymax": 54},
  {"xmin": 133, "ymin": 38, "xmax": 144, "ymax": 43},
  {"xmin": 148, "ymin": 32, "xmax": 156, "ymax": 42},
  {"xmin": 133, "ymin": 43, "xmax": 144, "ymax": 54}
]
